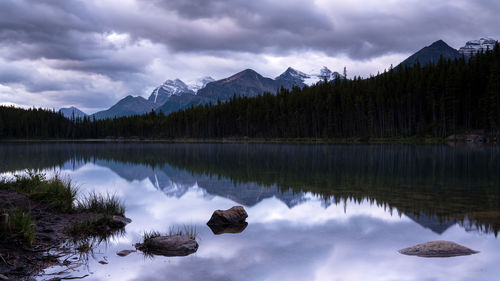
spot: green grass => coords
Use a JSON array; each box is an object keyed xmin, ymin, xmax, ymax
[
  {"xmin": 1, "ymin": 171, "xmax": 125, "ymax": 216},
  {"xmin": 76, "ymin": 192, "xmax": 125, "ymax": 216},
  {"xmin": 140, "ymin": 225, "xmax": 198, "ymax": 247},
  {"xmin": 142, "ymin": 230, "xmax": 161, "ymax": 243},
  {"xmin": 0, "ymin": 209, "xmax": 36, "ymax": 246},
  {"xmin": 1, "ymin": 171, "xmax": 128, "ymax": 251},
  {"xmin": 0, "ymin": 171, "xmax": 77, "ymax": 213}
]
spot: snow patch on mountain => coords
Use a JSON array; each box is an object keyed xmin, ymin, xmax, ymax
[
  {"xmin": 148, "ymin": 79, "xmax": 194, "ymax": 106},
  {"xmin": 304, "ymin": 66, "xmax": 343, "ymax": 86},
  {"xmin": 276, "ymin": 66, "xmax": 343, "ymax": 88},
  {"xmin": 275, "ymin": 67, "xmax": 309, "ymax": 81},
  {"xmin": 187, "ymin": 76, "xmax": 215, "ymax": 92},
  {"xmin": 148, "ymin": 77, "xmax": 216, "ymax": 106},
  {"xmin": 459, "ymin": 38, "xmax": 497, "ymax": 57}
]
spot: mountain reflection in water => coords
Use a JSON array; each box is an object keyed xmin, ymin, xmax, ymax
[{"xmin": 1, "ymin": 142, "xmax": 499, "ymax": 236}]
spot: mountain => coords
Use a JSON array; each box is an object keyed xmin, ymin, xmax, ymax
[
  {"xmin": 148, "ymin": 79, "xmax": 195, "ymax": 107},
  {"xmin": 306, "ymin": 66, "xmax": 343, "ymax": 85},
  {"xmin": 188, "ymin": 76, "xmax": 215, "ymax": 92},
  {"xmin": 157, "ymin": 69, "xmax": 280, "ymax": 115},
  {"xmin": 198, "ymin": 69, "xmax": 278, "ymax": 99},
  {"xmin": 275, "ymin": 67, "xmax": 344, "ymax": 89},
  {"xmin": 399, "ymin": 40, "xmax": 461, "ymax": 67},
  {"xmin": 96, "ymin": 67, "xmax": 343, "ymax": 118},
  {"xmin": 459, "ymin": 38, "xmax": 497, "ymax": 57},
  {"xmin": 92, "ymin": 95, "xmax": 155, "ymax": 120},
  {"xmin": 275, "ymin": 67, "xmax": 309, "ymax": 89},
  {"xmin": 59, "ymin": 106, "xmax": 87, "ymax": 119}
]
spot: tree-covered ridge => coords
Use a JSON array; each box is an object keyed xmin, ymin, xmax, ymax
[
  {"xmin": 155, "ymin": 43, "xmax": 500, "ymax": 139},
  {"xmin": 1, "ymin": 43, "xmax": 499, "ymax": 139}
]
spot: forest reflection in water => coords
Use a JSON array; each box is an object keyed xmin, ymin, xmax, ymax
[{"xmin": 1, "ymin": 142, "xmax": 499, "ymax": 236}]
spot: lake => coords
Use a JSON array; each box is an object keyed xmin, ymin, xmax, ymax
[{"xmin": 1, "ymin": 142, "xmax": 499, "ymax": 281}]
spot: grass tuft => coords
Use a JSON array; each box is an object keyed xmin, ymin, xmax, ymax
[
  {"xmin": 168, "ymin": 225, "xmax": 198, "ymax": 240},
  {"xmin": 0, "ymin": 208, "xmax": 36, "ymax": 246},
  {"xmin": 76, "ymin": 192, "xmax": 125, "ymax": 216},
  {"xmin": 140, "ymin": 225, "xmax": 198, "ymax": 246},
  {"xmin": 142, "ymin": 230, "xmax": 161, "ymax": 243},
  {"xmin": 1, "ymin": 171, "xmax": 78, "ymax": 213}
]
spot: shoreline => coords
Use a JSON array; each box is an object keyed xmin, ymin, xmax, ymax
[
  {"xmin": 0, "ymin": 137, "xmax": 448, "ymax": 145},
  {"xmin": 0, "ymin": 174, "xmax": 129, "ymax": 280}
]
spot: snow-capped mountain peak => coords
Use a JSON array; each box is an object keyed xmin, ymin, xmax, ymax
[
  {"xmin": 276, "ymin": 67, "xmax": 309, "ymax": 80},
  {"xmin": 187, "ymin": 76, "xmax": 215, "ymax": 92},
  {"xmin": 148, "ymin": 78, "xmax": 195, "ymax": 106},
  {"xmin": 459, "ymin": 37, "xmax": 497, "ymax": 57},
  {"xmin": 275, "ymin": 66, "xmax": 344, "ymax": 88},
  {"xmin": 148, "ymin": 76, "xmax": 216, "ymax": 106},
  {"xmin": 303, "ymin": 66, "xmax": 343, "ymax": 86}
]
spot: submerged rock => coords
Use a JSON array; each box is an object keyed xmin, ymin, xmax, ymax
[
  {"xmin": 207, "ymin": 206, "xmax": 248, "ymax": 227},
  {"xmin": 208, "ymin": 221, "xmax": 248, "ymax": 235},
  {"xmin": 399, "ymin": 241, "xmax": 478, "ymax": 257},
  {"xmin": 117, "ymin": 249, "xmax": 136, "ymax": 257},
  {"xmin": 109, "ymin": 216, "xmax": 132, "ymax": 228},
  {"xmin": 135, "ymin": 235, "xmax": 198, "ymax": 257}
]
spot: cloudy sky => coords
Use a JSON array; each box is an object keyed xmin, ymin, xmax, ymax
[{"xmin": 0, "ymin": 0, "xmax": 499, "ymax": 113}]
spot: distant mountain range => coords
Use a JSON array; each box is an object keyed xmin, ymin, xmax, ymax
[
  {"xmin": 93, "ymin": 95, "xmax": 155, "ymax": 119},
  {"xmin": 459, "ymin": 37, "xmax": 497, "ymax": 57},
  {"xmin": 76, "ymin": 66, "xmax": 343, "ymax": 119},
  {"xmin": 399, "ymin": 38, "xmax": 498, "ymax": 68},
  {"xmin": 59, "ymin": 106, "xmax": 87, "ymax": 119},
  {"xmin": 61, "ymin": 37, "xmax": 497, "ymax": 120}
]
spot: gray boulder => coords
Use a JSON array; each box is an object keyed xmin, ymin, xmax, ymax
[
  {"xmin": 399, "ymin": 241, "xmax": 478, "ymax": 257},
  {"xmin": 207, "ymin": 206, "xmax": 248, "ymax": 226},
  {"xmin": 117, "ymin": 249, "xmax": 136, "ymax": 257},
  {"xmin": 135, "ymin": 235, "xmax": 198, "ymax": 257},
  {"xmin": 108, "ymin": 216, "xmax": 132, "ymax": 228}
]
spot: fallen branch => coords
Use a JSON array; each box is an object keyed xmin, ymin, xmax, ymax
[{"xmin": 0, "ymin": 254, "xmax": 12, "ymax": 266}]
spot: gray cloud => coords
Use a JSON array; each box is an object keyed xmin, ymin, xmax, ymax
[{"xmin": 0, "ymin": 0, "xmax": 499, "ymax": 111}]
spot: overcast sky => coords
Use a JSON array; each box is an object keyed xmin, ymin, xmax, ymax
[{"xmin": 0, "ymin": 0, "xmax": 499, "ymax": 113}]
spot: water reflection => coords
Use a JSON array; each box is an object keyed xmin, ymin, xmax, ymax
[
  {"xmin": 0, "ymin": 143, "xmax": 499, "ymax": 280},
  {"xmin": 1, "ymin": 142, "xmax": 499, "ymax": 235}
]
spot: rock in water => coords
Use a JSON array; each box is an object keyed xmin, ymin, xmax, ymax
[
  {"xmin": 207, "ymin": 206, "xmax": 248, "ymax": 226},
  {"xmin": 135, "ymin": 235, "xmax": 198, "ymax": 257},
  {"xmin": 399, "ymin": 241, "xmax": 478, "ymax": 257},
  {"xmin": 109, "ymin": 216, "xmax": 132, "ymax": 228},
  {"xmin": 208, "ymin": 221, "xmax": 248, "ymax": 235},
  {"xmin": 117, "ymin": 249, "xmax": 136, "ymax": 257}
]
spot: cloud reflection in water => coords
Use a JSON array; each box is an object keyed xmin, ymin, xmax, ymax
[{"xmin": 26, "ymin": 160, "xmax": 500, "ymax": 281}]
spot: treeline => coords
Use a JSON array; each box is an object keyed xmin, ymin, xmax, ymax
[
  {"xmin": 1, "ymin": 44, "xmax": 500, "ymax": 139},
  {"xmin": 0, "ymin": 107, "xmax": 74, "ymax": 139}
]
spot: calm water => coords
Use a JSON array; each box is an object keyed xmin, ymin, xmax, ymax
[{"xmin": 1, "ymin": 143, "xmax": 500, "ymax": 281}]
